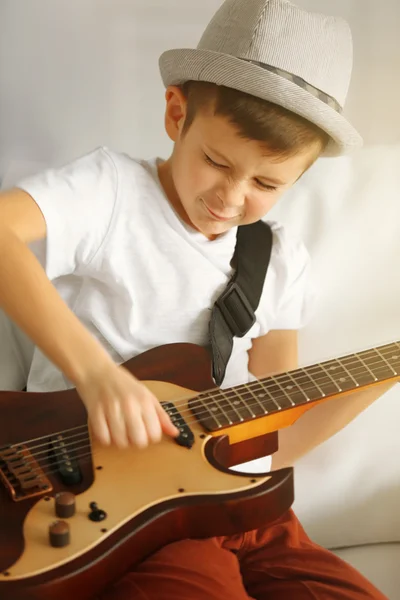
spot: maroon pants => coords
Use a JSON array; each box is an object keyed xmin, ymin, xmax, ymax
[{"xmin": 99, "ymin": 509, "xmax": 386, "ymax": 599}]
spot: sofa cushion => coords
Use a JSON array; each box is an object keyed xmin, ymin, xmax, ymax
[{"xmin": 333, "ymin": 543, "xmax": 400, "ymax": 599}]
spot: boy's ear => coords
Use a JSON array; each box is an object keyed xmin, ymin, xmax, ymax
[{"xmin": 164, "ymin": 85, "xmax": 188, "ymax": 142}]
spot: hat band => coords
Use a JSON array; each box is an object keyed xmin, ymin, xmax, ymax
[{"xmin": 240, "ymin": 58, "xmax": 342, "ymax": 113}]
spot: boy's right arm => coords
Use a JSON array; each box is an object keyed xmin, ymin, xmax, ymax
[{"xmin": 0, "ymin": 188, "xmax": 178, "ymax": 448}]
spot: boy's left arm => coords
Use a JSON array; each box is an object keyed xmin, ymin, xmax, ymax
[{"xmin": 248, "ymin": 330, "xmax": 397, "ymax": 470}]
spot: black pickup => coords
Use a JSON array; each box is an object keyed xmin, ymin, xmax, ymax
[{"xmin": 161, "ymin": 402, "xmax": 195, "ymax": 449}]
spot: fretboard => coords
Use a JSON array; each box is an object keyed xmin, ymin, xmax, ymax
[{"xmin": 190, "ymin": 341, "xmax": 400, "ymax": 431}]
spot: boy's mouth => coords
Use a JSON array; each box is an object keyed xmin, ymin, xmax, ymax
[{"xmin": 201, "ymin": 200, "xmax": 238, "ymax": 222}]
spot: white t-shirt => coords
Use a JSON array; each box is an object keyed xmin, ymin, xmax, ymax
[{"xmin": 17, "ymin": 147, "xmax": 315, "ymax": 394}]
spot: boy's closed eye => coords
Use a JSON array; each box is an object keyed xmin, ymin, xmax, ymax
[{"xmin": 203, "ymin": 152, "xmax": 278, "ymax": 192}]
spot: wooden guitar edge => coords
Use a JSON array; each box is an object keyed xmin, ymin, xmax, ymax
[{"xmin": 1, "ymin": 464, "xmax": 293, "ymax": 600}]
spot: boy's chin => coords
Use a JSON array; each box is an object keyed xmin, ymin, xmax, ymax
[{"xmin": 196, "ymin": 219, "xmax": 237, "ymax": 239}]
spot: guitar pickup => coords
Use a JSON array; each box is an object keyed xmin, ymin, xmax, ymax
[
  {"xmin": 161, "ymin": 402, "xmax": 195, "ymax": 449},
  {"xmin": 0, "ymin": 445, "xmax": 53, "ymax": 502},
  {"xmin": 48, "ymin": 435, "xmax": 82, "ymax": 486}
]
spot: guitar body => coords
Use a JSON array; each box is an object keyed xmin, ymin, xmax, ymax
[{"xmin": 0, "ymin": 343, "xmax": 294, "ymax": 600}]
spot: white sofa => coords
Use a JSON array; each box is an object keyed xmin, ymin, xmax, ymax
[{"xmin": 269, "ymin": 144, "xmax": 400, "ymax": 599}]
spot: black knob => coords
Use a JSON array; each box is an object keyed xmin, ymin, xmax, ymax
[{"xmin": 88, "ymin": 502, "xmax": 107, "ymax": 522}]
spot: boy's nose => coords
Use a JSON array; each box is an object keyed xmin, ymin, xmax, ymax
[{"xmin": 219, "ymin": 183, "xmax": 245, "ymax": 209}]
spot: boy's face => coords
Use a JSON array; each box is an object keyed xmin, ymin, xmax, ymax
[{"xmin": 159, "ymin": 86, "xmax": 318, "ymax": 239}]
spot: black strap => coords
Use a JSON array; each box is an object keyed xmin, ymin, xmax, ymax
[{"xmin": 209, "ymin": 221, "xmax": 273, "ymax": 386}]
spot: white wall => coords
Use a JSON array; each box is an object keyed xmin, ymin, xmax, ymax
[{"xmin": 1, "ymin": 0, "xmax": 399, "ymax": 176}]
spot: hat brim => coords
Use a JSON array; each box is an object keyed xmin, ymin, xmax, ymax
[{"xmin": 159, "ymin": 48, "xmax": 363, "ymax": 157}]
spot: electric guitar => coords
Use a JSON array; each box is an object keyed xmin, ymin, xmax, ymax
[{"xmin": 0, "ymin": 340, "xmax": 399, "ymax": 600}]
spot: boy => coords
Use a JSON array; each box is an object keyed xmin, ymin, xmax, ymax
[{"xmin": 0, "ymin": 0, "xmax": 391, "ymax": 598}]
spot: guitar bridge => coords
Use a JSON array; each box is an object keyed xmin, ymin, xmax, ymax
[{"xmin": 0, "ymin": 445, "xmax": 53, "ymax": 502}]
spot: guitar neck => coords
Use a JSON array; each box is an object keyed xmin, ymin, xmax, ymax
[{"xmin": 191, "ymin": 341, "xmax": 400, "ymax": 433}]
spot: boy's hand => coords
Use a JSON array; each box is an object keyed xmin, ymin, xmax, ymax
[{"xmin": 76, "ymin": 362, "xmax": 179, "ymax": 449}]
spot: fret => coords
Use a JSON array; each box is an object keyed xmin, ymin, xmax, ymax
[
  {"xmin": 231, "ymin": 387, "xmax": 257, "ymax": 418},
  {"xmin": 372, "ymin": 348, "xmax": 398, "ymax": 377},
  {"xmin": 380, "ymin": 342, "xmax": 400, "ymax": 374},
  {"xmin": 358, "ymin": 348, "xmax": 393, "ymax": 380},
  {"xmin": 373, "ymin": 344, "xmax": 400, "ymax": 377},
  {"xmin": 250, "ymin": 380, "xmax": 283, "ymax": 411},
  {"xmin": 335, "ymin": 355, "xmax": 362, "ymax": 387},
  {"xmin": 214, "ymin": 390, "xmax": 243, "ymax": 424},
  {"xmin": 222, "ymin": 388, "xmax": 259, "ymax": 420},
  {"xmin": 318, "ymin": 363, "xmax": 342, "ymax": 392},
  {"xmin": 256, "ymin": 379, "xmax": 292, "ymax": 410},
  {"xmin": 289, "ymin": 368, "xmax": 325, "ymax": 401},
  {"xmin": 273, "ymin": 372, "xmax": 310, "ymax": 405},
  {"xmin": 318, "ymin": 359, "xmax": 357, "ymax": 392},
  {"xmin": 305, "ymin": 364, "xmax": 339, "ymax": 396},
  {"xmin": 353, "ymin": 353, "xmax": 378, "ymax": 384},
  {"xmin": 247, "ymin": 387, "xmax": 269, "ymax": 415},
  {"xmin": 198, "ymin": 392, "xmax": 228, "ymax": 427},
  {"xmin": 358, "ymin": 347, "xmax": 394, "ymax": 380},
  {"xmin": 287, "ymin": 371, "xmax": 311, "ymax": 401},
  {"xmin": 271, "ymin": 376, "xmax": 296, "ymax": 406},
  {"xmin": 212, "ymin": 392, "xmax": 234, "ymax": 425},
  {"xmin": 188, "ymin": 394, "xmax": 223, "ymax": 431},
  {"xmin": 221, "ymin": 389, "xmax": 244, "ymax": 421}
]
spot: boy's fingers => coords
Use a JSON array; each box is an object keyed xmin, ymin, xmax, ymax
[
  {"xmin": 105, "ymin": 401, "xmax": 130, "ymax": 449},
  {"xmin": 155, "ymin": 400, "xmax": 180, "ymax": 437},
  {"xmin": 91, "ymin": 408, "xmax": 111, "ymax": 446},
  {"xmin": 124, "ymin": 401, "xmax": 149, "ymax": 448},
  {"xmin": 141, "ymin": 402, "xmax": 163, "ymax": 444}
]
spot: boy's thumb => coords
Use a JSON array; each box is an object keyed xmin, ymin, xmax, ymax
[{"xmin": 156, "ymin": 400, "xmax": 180, "ymax": 437}]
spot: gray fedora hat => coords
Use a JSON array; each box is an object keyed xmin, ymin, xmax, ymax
[{"xmin": 159, "ymin": 0, "xmax": 363, "ymax": 157}]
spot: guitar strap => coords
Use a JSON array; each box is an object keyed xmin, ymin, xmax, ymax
[{"xmin": 209, "ymin": 220, "xmax": 273, "ymax": 386}]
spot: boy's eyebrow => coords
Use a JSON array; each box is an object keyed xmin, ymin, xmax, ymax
[{"xmin": 206, "ymin": 146, "xmax": 287, "ymax": 186}]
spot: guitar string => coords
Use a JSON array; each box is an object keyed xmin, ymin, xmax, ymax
[
  {"xmin": 1, "ymin": 360, "xmax": 398, "ymax": 484},
  {"xmin": 2, "ymin": 354, "xmax": 398, "ymax": 455},
  {"xmin": 4, "ymin": 444, "xmax": 93, "ymax": 485},
  {"xmin": 1, "ymin": 355, "xmax": 398, "ymax": 459},
  {"xmin": 0, "ymin": 352, "xmax": 396, "ymax": 460}
]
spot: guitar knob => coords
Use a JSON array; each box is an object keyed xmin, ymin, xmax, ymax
[
  {"xmin": 49, "ymin": 520, "xmax": 70, "ymax": 548},
  {"xmin": 55, "ymin": 491, "xmax": 76, "ymax": 518}
]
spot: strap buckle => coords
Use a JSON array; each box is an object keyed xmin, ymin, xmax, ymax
[{"xmin": 215, "ymin": 281, "xmax": 256, "ymax": 338}]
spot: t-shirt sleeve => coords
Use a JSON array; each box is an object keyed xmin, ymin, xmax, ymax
[
  {"xmin": 16, "ymin": 146, "xmax": 118, "ymax": 280},
  {"xmin": 263, "ymin": 224, "xmax": 317, "ymax": 332}
]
